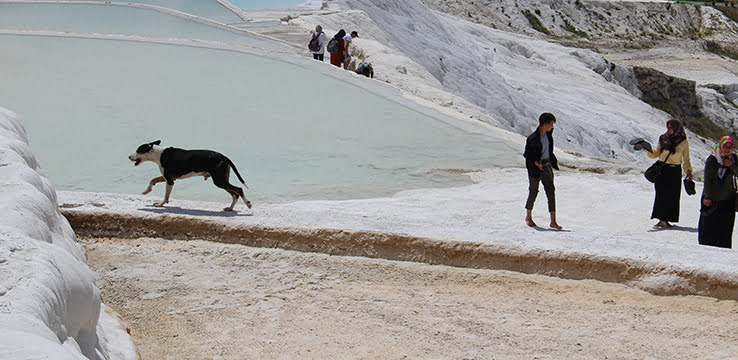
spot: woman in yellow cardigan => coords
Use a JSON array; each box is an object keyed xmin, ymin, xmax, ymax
[{"xmin": 645, "ymin": 119, "xmax": 693, "ymax": 229}]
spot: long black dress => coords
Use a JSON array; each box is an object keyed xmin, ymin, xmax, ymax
[
  {"xmin": 651, "ymin": 165, "xmax": 682, "ymax": 222},
  {"xmin": 698, "ymin": 155, "xmax": 737, "ymax": 248}
]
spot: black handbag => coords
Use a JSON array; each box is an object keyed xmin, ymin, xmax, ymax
[
  {"xmin": 644, "ymin": 151, "xmax": 672, "ymax": 183},
  {"xmin": 644, "ymin": 161, "xmax": 664, "ymax": 183}
]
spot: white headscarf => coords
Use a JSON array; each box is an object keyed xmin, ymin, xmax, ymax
[{"xmin": 712, "ymin": 135, "xmax": 734, "ymax": 181}]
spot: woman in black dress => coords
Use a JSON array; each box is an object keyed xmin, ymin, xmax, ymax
[
  {"xmin": 645, "ymin": 119, "xmax": 693, "ymax": 229},
  {"xmin": 699, "ymin": 135, "xmax": 737, "ymax": 248}
]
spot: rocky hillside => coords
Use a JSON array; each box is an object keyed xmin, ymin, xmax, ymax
[
  {"xmin": 287, "ymin": 0, "xmax": 735, "ymax": 160},
  {"xmin": 420, "ymin": 0, "xmax": 738, "ymax": 139},
  {"xmin": 421, "ymin": 0, "xmax": 738, "ymax": 53}
]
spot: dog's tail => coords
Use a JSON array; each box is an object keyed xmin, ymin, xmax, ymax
[{"xmin": 226, "ymin": 157, "xmax": 249, "ymax": 189}]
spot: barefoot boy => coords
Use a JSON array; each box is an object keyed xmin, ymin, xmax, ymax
[{"xmin": 523, "ymin": 112, "xmax": 562, "ymax": 230}]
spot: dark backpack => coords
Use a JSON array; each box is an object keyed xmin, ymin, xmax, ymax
[
  {"xmin": 308, "ymin": 33, "xmax": 320, "ymax": 52},
  {"xmin": 326, "ymin": 38, "xmax": 339, "ymax": 54}
]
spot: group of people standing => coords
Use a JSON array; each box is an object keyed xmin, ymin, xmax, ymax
[
  {"xmin": 524, "ymin": 114, "xmax": 734, "ymax": 249},
  {"xmin": 641, "ymin": 119, "xmax": 735, "ymax": 249},
  {"xmin": 308, "ymin": 25, "xmax": 733, "ymax": 249},
  {"xmin": 309, "ymin": 25, "xmax": 358, "ymax": 69}
]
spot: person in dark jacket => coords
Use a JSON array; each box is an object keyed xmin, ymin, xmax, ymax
[
  {"xmin": 698, "ymin": 135, "xmax": 737, "ymax": 248},
  {"xmin": 329, "ymin": 29, "xmax": 346, "ymax": 68},
  {"xmin": 523, "ymin": 112, "xmax": 562, "ymax": 230}
]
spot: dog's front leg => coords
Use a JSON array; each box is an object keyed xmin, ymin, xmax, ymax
[
  {"xmin": 143, "ymin": 176, "xmax": 165, "ymax": 195},
  {"xmin": 153, "ymin": 183, "xmax": 173, "ymax": 207}
]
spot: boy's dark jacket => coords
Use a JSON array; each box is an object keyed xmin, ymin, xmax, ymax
[{"xmin": 524, "ymin": 127, "xmax": 559, "ymax": 177}]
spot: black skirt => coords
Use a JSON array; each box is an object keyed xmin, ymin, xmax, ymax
[
  {"xmin": 651, "ymin": 165, "xmax": 681, "ymax": 222},
  {"xmin": 698, "ymin": 199, "xmax": 735, "ymax": 249}
]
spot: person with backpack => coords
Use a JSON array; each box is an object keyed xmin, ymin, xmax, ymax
[
  {"xmin": 329, "ymin": 29, "xmax": 346, "ymax": 68},
  {"xmin": 308, "ymin": 25, "xmax": 329, "ymax": 61}
]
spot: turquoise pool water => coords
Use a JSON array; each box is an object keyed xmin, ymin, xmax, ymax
[
  {"xmin": 227, "ymin": 0, "xmax": 311, "ymax": 9},
  {"xmin": 24, "ymin": 0, "xmax": 244, "ymax": 23},
  {"xmin": 0, "ymin": 2, "xmax": 519, "ymax": 203},
  {"xmin": 0, "ymin": 2, "xmax": 288, "ymax": 51}
]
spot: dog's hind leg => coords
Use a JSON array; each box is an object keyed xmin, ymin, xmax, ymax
[
  {"xmin": 234, "ymin": 186, "xmax": 252, "ymax": 209},
  {"xmin": 213, "ymin": 164, "xmax": 251, "ymax": 211},
  {"xmin": 225, "ymin": 192, "xmax": 239, "ymax": 212},
  {"xmin": 221, "ymin": 186, "xmax": 251, "ymax": 211},
  {"xmin": 153, "ymin": 183, "xmax": 173, "ymax": 207},
  {"xmin": 214, "ymin": 180, "xmax": 251, "ymax": 211},
  {"xmin": 241, "ymin": 193, "xmax": 252, "ymax": 209},
  {"xmin": 143, "ymin": 176, "xmax": 165, "ymax": 195}
]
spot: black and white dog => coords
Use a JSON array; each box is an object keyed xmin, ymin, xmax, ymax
[{"xmin": 128, "ymin": 140, "xmax": 252, "ymax": 211}]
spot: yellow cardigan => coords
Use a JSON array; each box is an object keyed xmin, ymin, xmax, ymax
[{"xmin": 647, "ymin": 139, "xmax": 693, "ymax": 174}]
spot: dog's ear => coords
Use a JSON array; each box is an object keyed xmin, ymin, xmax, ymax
[
  {"xmin": 136, "ymin": 143, "xmax": 152, "ymax": 154},
  {"xmin": 152, "ymin": 140, "xmax": 161, "ymax": 146}
]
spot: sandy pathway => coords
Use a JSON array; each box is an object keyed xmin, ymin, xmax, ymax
[{"xmin": 81, "ymin": 236, "xmax": 738, "ymax": 360}]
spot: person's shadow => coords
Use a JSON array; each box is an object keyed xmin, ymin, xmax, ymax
[
  {"xmin": 531, "ymin": 226, "xmax": 572, "ymax": 232},
  {"xmin": 648, "ymin": 225, "xmax": 698, "ymax": 233},
  {"xmin": 139, "ymin": 205, "xmax": 253, "ymax": 218}
]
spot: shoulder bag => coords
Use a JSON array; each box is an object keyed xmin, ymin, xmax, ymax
[{"xmin": 644, "ymin": 150, "xmax": 672, "ymax": 183}]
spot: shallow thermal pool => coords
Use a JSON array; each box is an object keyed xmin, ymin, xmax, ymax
[{"xmin": 0, "ymin": 2, "xmax": 520, "ymax": 204}]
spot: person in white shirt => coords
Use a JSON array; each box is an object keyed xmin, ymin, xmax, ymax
[
  {"xmin": 309, "ymin": 25, "xmax": 329, "ymax": 61},
  {"xmin": 342, "ymin": 31, "xmax": 358, "ymax": 69}
]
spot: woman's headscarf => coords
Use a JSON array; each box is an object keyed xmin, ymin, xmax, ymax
[
  {"xmin": 658, "ymin": 119, "xmax": 686, "ymax": 153},
  {"xmin": 334, "ymin": 29, "xmax": 346, "ymax": 40},
  {"xmin": 712, "ymin": 135, "xmax": 734, "ymax": 181}
]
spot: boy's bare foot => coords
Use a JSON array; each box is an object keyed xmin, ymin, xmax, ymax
[
  {"xmin": 525, "ymin": 218, "xmax": 537, "ymax": 227},
  {"xmin": 549, "ymin": 223, "xmax": 563, "ymax": 230}
]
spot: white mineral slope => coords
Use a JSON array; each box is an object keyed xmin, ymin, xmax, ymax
[
  {"xmin": 0, "ymin": 107, "xmax": 137, "ymax": 360},
  {"xmin": 289, "ymin": 0, "xmax": 716, "ymax": 163},
  {"xmin": 58, "ymin": 163, "xmax": 737, "ymax": 299}
]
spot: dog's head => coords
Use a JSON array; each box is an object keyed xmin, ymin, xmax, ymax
[{"xmin": 128, "ymin": 140, "xmax": 162, "ymax": 166}]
